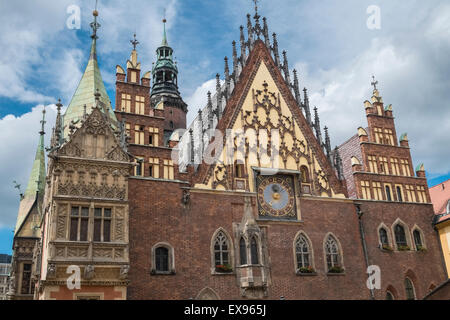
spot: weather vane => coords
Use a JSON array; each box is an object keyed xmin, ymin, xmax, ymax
[
  {"xmin": 130, "ymin": 33, "xmax": 139, "ymax": 50},
  {"xmin": 90, "ymin": 0, "xmax": 101, "ymax": 39},
  {"xmin": 371, "ymin": 75, "xmax": 378, "ymax": 91}
]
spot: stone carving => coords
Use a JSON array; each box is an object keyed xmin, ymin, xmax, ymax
[
  {"xmin": 119, "ymin": 265, "xmax": 129, "ymax": 280},
  {"xmin": 47, "ymin": 264, "xmax": 56, "ymax": 278},
  {"xmin": 182, "ymin": 190, "xmax": 190, "ymax": 205},
  {"xmin": 84, "ymin": 265, "xmax": 95, "ymax": 280}
]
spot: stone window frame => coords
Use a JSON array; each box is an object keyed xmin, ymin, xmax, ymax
[
  {"xmin": 391, "ymin": 219, "xmax": 412, "ymax": 251},
  {"xmin": 210, "ymin": 228, "xmax": 235, "ymax": 275},
  {"xmin": 75, "ymin": 293, "xmax": 104, "ymax": 300},
  {"xmin": 411, "ymin": 225, "xmax": 426, "ymax": 251},
  {"xmin": 196, "ymin": 287, "xmax": 220, "ymax": 300},
  {"xmin": 404, "ymin": 277, "xmax": 416, "ymax": 300},
  {"xmin": 377, "ymin": 223, "xmax": 393, "ymax": 249},
  {"xmin": 394, "ymin": 184, "xmax": 405, "ymax": 202},
  {"xmin": 386, "ymin": 285, "xmax": 398, "ymax": 300},
  {"xmin": 372, "ymin": 182, "xmax": 383, "ymax": 200},
  {"xmin": 151, "ymin": 242, "xmax": 175, "ymax": 275},
  {"xmin": 323, "ymin": 233, "xmax": 345, "ymax": 274},
  {"xmin": 292, "ymin": 231, "xmax": 315, "ymax": 274},
  {"xmin": 384, "ymin": 183, "xmax": 393, "ymax": 202},
  {"xmin": 238, "ymin": 234, "xmax": 263, "ymax": 267}
]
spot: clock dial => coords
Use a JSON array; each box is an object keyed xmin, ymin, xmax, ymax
[{"xmin": 257, "ymin": 175, "xmax": 296, "ymax": 219}]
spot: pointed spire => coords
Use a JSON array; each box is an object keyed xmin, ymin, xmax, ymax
[
  {"xmin": 232, "ymin": 40, "xmax": 239, "ymax": 80},
  {"xmin": 224, "ymin": 57, "xmax": 230, "ymax": 98},
  {"xmin": 314, "ymin": 107, "xmax": 323, "ymax": 145},
  {"xmin": 216, "ymin": 73, "xmax": 222, "ymax": 119},
  {"xmin": 64, "ymin": 6, "xmax": 117, "ymax": 139},
  {"xmin": 293, "ymin": 69, "xmax": 301, "ymax": 105},
  {"xmin": 282, "ymin": 50, "xmax": 291, "ymax": 85},
  {"xmin": 324, "ymin": 126, "xmax": 332, "ymax": 163},
  {"xmin": 262, "ymin": 17, "xmax": 270, "ymax": 48},
  {"xmin": 247, "ymin": 14, "xmax": 254, "ymax": 49},
  {"xmin": 161, "ymin": 16, "xmax": 168, "ymax": 46},
  {"xmin": 198, "ymin": 109, "xmax": 204, "ymax": 157},
  {"xmin": 272, "ymin": 33, "xmax": 280, "ymax": 67},
  {"xmin": 303, "ymin": 88, "xmax": 312, "ymax": 125},
  {"xmin": 189, "ymin": 128, "xmax": 194, "ymax": 164},
  {"xmin": 240, "ymin": 26, "xmax": 247, "ymax": 65},
  {"xmin": 207, "ymin": 91, "xmax": 213, "ymax": 129}
]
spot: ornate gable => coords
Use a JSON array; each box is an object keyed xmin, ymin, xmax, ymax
[
  {"xmin": 59, "ymin": 107, "xmax": 129, "ymax": 162},
  {"xmin": 194, "ymin": 40, "xmax": 346, "ymax": 198}
]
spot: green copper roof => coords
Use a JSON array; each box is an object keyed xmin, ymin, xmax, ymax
[
  {"xmin": 63, "ymin": 37, "xmax": 117, "ymax": 138},
  {"xmin": 14, "ymin": 114, "xmax": 46, "ymax": 234},
  {"xmin": 416, "ymin": 163, "xmax": 425, "ymax": 172}
]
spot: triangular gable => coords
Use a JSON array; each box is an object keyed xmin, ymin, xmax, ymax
[
  {"xmin": 194, "ymin": 40, "xmax": 346, "ymax": 196},
  {"xmin": 59, "ymin": 107, "xmax": 129, "ymax": 162}
]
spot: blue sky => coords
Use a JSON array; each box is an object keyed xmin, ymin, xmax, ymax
[{"xmin": 1, "ymin": 0, "xmax": 450, "ymax": 254}]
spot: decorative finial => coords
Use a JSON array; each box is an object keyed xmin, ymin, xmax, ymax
[
  {"xmin": 90, "ymin": 0, "xmax": 101, "ymax": 40},
  {"xmin": 39, "ymin": 107, "xmax": 46, "ymax": 136},
  {"xmin": 130, "ymin": 33, "xmax": 139, "ymax": 50},
  {"xmin": 161, "ymin": 9, "xmax": 168, "ymax": 46},
  {"xmin": 371, "ymin": 75, "xmax": 378, "ymax": 91},
  {"xmin": 253, "ymin": 0, "xmax": 260, "ymax": 18}
]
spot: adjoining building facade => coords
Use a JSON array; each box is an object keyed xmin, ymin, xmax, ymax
[
  {"xmin": 0, "ymin": 254, "xmax": 11, "ymax": 300},
  {"xmin": 9, "ymin": 5, "xmax": 448, "ymax": 300},
  {"xmin": 430, "ymin": 179, "xmax": 450, "ymax": 278}
]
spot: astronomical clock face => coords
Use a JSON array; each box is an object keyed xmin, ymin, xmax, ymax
[{"xmin": 257, "ymin": 175, "xmax": 296, "ymax": 220}]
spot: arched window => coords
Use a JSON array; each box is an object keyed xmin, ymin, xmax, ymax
[
  {"xmin": 151, "ymin": 243, "xmax": 174, "ymax": 275},
  {"xmin": 213, "ymin": 231, "xmax": 230, "ymax": 267},
  {"xmin": 155, "ymin": 247, "xmax": 169, "ymax": 272},
  {"xmin": 405, "ymin": 278, "xmax": 416, "ymax": 300},
  {"xmin": 394, "ymin": 224, "xmax": 407, "ymax": 248},
  {"xmin": 250, "ymin": 237, "xmax": 259, "ymax": 265},
  {"xmin": 325, "ymin": 235, "xmax": 341, "ymax": 271},
  {"xmin": 385, "ymin": 186, "xmax": 392, "ymax": 201},
  {"xmin": 413, "ymin": 230, "xmax": 423, "ymax": 250},
  {"xmin": 386, "ymin": 291, "xmax": 394, "ymax": 300},
  {"xmin": 239, "ymin": 238, "xmax": 247, "ymax": 265},
  {"xmin": 295, "ymin": 234, "xmax": 311, "ymax": 269},
  {"xmin": 396, "ymin": 186, "xmax": 403, "ymax": 202},
  {"xmin": 379, "ymin": 228, "xmax": 389, "ymax": 246}
]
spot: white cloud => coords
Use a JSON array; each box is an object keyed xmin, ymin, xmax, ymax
[{"xmin": 185, "ymin": 78, "xmax": 216, "ymax": 125}]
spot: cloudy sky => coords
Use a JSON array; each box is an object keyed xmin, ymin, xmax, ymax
[{"xmin": 1, "ymin": 0, "xmax": 449, "ymax": 253}]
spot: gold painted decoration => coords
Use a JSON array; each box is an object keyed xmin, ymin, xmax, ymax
[{"xmin": 257, "ymin": 174, "xmax": 296, "ymax": 219}]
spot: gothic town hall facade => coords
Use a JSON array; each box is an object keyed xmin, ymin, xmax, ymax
[{"xmin": 7, "ymin": 8, "xmax": 447, "ymax": 300}]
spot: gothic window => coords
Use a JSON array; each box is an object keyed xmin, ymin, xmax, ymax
[
  {"xmin": 374, "ymin": 127, "xmax": 383, "ymax": 144},
  {"xmin": 213, "ymin": 231, "xmax": 230, "ymax": 268},
  {"xmin": 93, "ymin": 208, "xmax": 111, "ymax": 242},
  {"xmin": 405, "ymin": 278, "xmax": 416, "ymax": 300},
  {"xmin": 413, "ymin": 230, "xmax": 423, "ymax": 250},
  {"xmin": 325, "ymin": 235, "xmax": 341, "ymax": 271},
  {"xmin": 151, "ymin": 243, "xmax": 174, "ymax": 275},
  {"xmin": 400, "ymin": 159, "xmax": 411, "ymax": 176},
  {"xmin": 386, "ymin": 291, "xmax": 394, "ymax": 300},
  {"xmin": 21, "ymin": 263, "xmax": 33, "ymax": 295},
  {"xmin": 379, "ymin": 228, "xmax": 389, "ymax": 246},
  {"xmin": 239, "ymin": 238, "xmax": 247, "ymax": 265},
  {"xmin": 250, "ymin": 237, "xmax": 259, "ymax": 265},
  {"xmin": 385, "ymin": 185, "xmax": 392, "ymax": 201},
  {"xmin": 70, "ymin": 206, "xmax": 89, "ymax": 241},
  {"xmin": 295, "ymin": 234, "xmax": 311, "ymax": 270},
  {"xmin": 384, "ymin": 129, "xmax": 394, "ymax": 145},
  {"xmin": 155, "ymin": 247, "xmax": 169, "ymax": 272},
  {"xmin": 394, "ymin": 224, "xmax": 407, "ymax": 248},
  {"xmin": 396, "ymin": 186, "xmax": 403, "ymax": 202}
]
